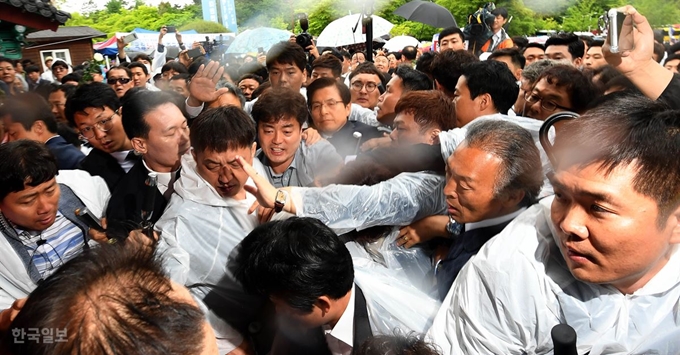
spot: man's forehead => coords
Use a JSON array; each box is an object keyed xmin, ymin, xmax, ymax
[
  {"xmin": 352, "ymin": 73, "xmax": 380, "ymax": 82},
  {"xmin": 270, "ymin": 62, "xmax": 300, "ymax": 71},
  {"xmin": 441, "ymin": 33, "xmax": 462, "ymax": 42},
  {"xmin": 10, "ymin": 178, "xmax": 57, "ymax": 197},
  {"xmin": 546, "ymin": 45, "xmax": 571, "ymax": 56}
]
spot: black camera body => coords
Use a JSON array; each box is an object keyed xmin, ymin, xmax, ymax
[
  {"xmin": 464, "ymin": 2, "xmax": 497, "ymax": 55},
  {"xmin": 296, "ymin": 14, "xmax": 314, "ymax": 51}
]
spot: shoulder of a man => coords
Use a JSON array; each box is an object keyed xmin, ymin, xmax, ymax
[
  {"xmin": 301, "ymin": 140, "xmax": 344, "ymax": 172},
  {"xmin": 56, "ymin": 169, "xmax": 110, "ymax": 218}
]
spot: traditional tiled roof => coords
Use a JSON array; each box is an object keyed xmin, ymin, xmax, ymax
[
  {"xmin": 0, "ymin": 0, "xmax": 70, "ymax": 25},
  {"xmin": 27, "ymin": 26, "xmax": 105, "ymax": 40}
]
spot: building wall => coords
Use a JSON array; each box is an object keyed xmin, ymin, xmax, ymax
[{"xmin": 22, "ymin": 39, "xmax": 94, "ymax": 72}]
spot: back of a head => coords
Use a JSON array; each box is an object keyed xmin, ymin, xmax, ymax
[
  {"xmin": 121, "ymin": 90, "xmax": 181, "ymax": 140},
  {"xmin": 395, "ymin": 90, "xmax": 456, "ymax": 132},
  {"xmin": 431, "ymin": 49, "xmax": 478, "ymax": 93},
  {"xmin": 488, "ymin": 48, "xmax": 526, "ymax": 70},
  {"xmin": 521, "ymin": 59, "xmax": 557, "ymax": 84},
  {"xmin": 545, "ymin": 33, "xmax": 585, "ymax": 59},
  {"xmin": 415, "ymin": 51, "xmax": 437, "ymax": 77},
  {"xmin": 161, "ymin": 61, "xmax": 189, "ymax": 75},
  {"xmin": 0, "ymin": 140, "xmax": 57, "ymax": 201},
  {"xmin": 356, "ymin": 333, "xmax": 442, "ymax": 355},
  {"xmin": 64, "ymin": 82, "xmax": 120, "ymax": 127},
  {"xmin": 536, "ymin": 64, "xmax": 596, "ymax": 113},
  {"xmin": 234, "ymin": 217, "xmax": 354, "ymax": 312},
  {"xmin": 2, "ymin": 245, "xmax": 209, "ymax": 355},
  {"xmin": 464, "ymin": 119, "xmax": 542, "ymax": 206},
  {"xmin": 238, "ymin": 61, "xmax": 268, "ymax": 81},
  {"xmin": 312, "ymin": 53, "xmax": 343, "ymax": 78},
  {"xmin": 402, "ymin": 46, "xmax": 418, "ymax": 61},
  {"xmin": 266, "ymin": 41, "xmax": 306, "ymax": 72},
  {"xmin": 512, "ymin": 36, "xmax": 529, "ymax": 50},
  {"xmin": 0, "ymin": 92, "xmax": 58, "ymax": 134},
  {"xmin": 394, "ymin": 65, "xmax": 432, "ymax": 91},
  {"xmin": 190, "ymin": 106, "xmax": 255, "ymax": 154},
  {"xmin": 251, "ymin": 87, "xmax": 308, "ymax": 127},
  {"xmin": 461, "ymin": 60, "xmax": 519, "ymax": 115}
]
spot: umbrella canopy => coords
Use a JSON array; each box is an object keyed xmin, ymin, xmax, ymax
[
  {"xmin": 316, "ymin": 14, "xmax": 394, "ymax": 48},
  {"xmin": 226, "ymin": 27, "xmax": 292, "ymax": 54},
  {"xmin": 394, "ymin": 0, "xmax": 457, "ymax": 29},
  {"xmin": 383, "ymin": 35, "xmax": 420, "ymax": 52}
]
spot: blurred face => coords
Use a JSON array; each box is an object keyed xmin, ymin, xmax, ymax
[
  {"xmin": 0, "ymin": 178, "xmax": 60, "ymax": 232},
  {"xmin": 350, "ymin": 73, "xmax": 381, "ymax": 109},
  {"xmin": 13, "ymin": 77, "xmax": 24, "ymax": 93},
  {"xmin": 107, "ymin": 68, "xmax": 133, "ymax": 98},
  {"xmin": 439, "ymin": 33, "xmax": 464, "ymax": 51},
  {"xmin": 584, "ymin": 46, "xmax": 607, "ymax": 69},
  {"xmin": 310, "ymin": 67, "xmax": 335, "ymax": 82},
  {"xmin": 52, "ymin": 65, "xmax": 68, "ymax": 81},
  {"xmin": 48, "ymin": 90, "xmax": 67, "ymax": 122},
  {"xmin": 453, "ymin": 76, "xmax": 484, "ymax": 127},
  {"xmin": 514, "ymin": 76, "xmax": 532, "ymax": 116},
  {"xmin": 238, "ymin": 78, "xmax": 260, "ymax": 100},
  {"xmin": 525, "ymin": 77, "xmax": 573, "ymax": 121},
  {"xmin": 545, "ymin": 45, "xmax": 576, "ymax": 64},
  {"xmin": 444, "ymin": 144, "xmax": 505, "ymax": 224},
  {"xmin": 374, "ymin": 56, "xmax": 389, "ymax": 73},
  {"xmin": 161, "ymin": 69, "xmax": 181, "ymax": 81},
  {"xmin": 193, "ymin": 143, "xmax": 256, "ymax": 199},
  {"xmin": 269, "ymin": 61, "xmax": 305, "ymax": 91},
  {"xmin": 0, "ymin": 60, "xmax": 15, "ymax": 84},
  {"xmin": 169, "ymin": 281, "xmax": 220, "ymax": 355},
  {"xmin": 2, "ymin": 117, "xmax": 39, "ymax": 142},
  {"xmin": 523, "ymin": 47, "xmax": 545, "ymax": 65},
  {"xmin": 130, "ymin": 67, "xmax": 150, "ymax": 88},
  {"xmin": 491, "ymin": 55, "xmax": 521, "ymax": 80},
  {"xmin": 258, "ymin": 117, "xmax": 302, "ymax": 173},
  {"xmin": 15, "ymin": 62, "xmax": 24, "ymax": 73},
  {"xmin": 28, "ymin": 71, "xmax": 40, "ymax": 82},
  {"xmin": 387, "ymin": 54, "xmax": 398, "ymax": 69},
  {"xmin": 73, "ymin": 106, "xmax": 131, "ymax": 153},
  {"xmin": 376, "ymin": 75, "xmax": 404, "ymax": 125},
  {"xmin": 664, "ymin": 58, "xmax": 680, "ymax": 73},
  {"xmin": 492, "ymin": 15, "xmax": 507, "ymax": 32},
  {"xmin": 390, "ymin": 111, "xmax": 437, "ymax": 146},
  {"xmin": 133, "ymin": 103, "xmax": 190, "ymax": 172},
  {"xmin": 550, "ymin": 162, "xmax": 680, "ymax": 294},
  {"xmin": 310, "ymin": 86, "xmax": 351, "ymax": 135},
  {"xmin": 169, "ymin": 79, "xmax": 190, "ymax": 98},
  {"xmin": 351, "ymin": 53, "xmax": 366, "ymax": 70}
]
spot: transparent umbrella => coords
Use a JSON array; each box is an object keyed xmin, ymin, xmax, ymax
[
  {"xmin": 316, "ymin": 14, "xmax": 394, "ymax": 48},
  {"xmin": 226, "ymin": 27, "xmax": 292, "ymax": 54}
]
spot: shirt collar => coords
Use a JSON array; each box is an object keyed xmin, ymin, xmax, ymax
[
  {"xmin": 323, "ymin": 284, "xmax": 355, "ymax": 348},
  {"xmin": 45, "ymin": 135, "xmax": 60, "ymax": 144},
  {"xmin": 259, "ymin": 147, "xmax": 301, "ymax": 176},
  {"xmin": 142, "ymin": 158, "xmax": 177, "ymax": 188},
  {"xmin": 465, "ymin": 207, "xmax": 527, "ymax": 232},
  {"xmin": 110, "ymin": 150, "xmax": 134, "ymax": 165}
]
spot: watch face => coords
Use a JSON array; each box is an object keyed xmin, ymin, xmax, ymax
[{"xmin": 276, "ymin": 190, "xmax": 285, "ymax": 202}]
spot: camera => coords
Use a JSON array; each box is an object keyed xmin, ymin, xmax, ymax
[
  {"xmin": 296, "ymin": 14, "xmax": 314, "ymax": 51},
  {"xmin": 464, "ymin": 2, "xmax": 496, "ymax": 55}
]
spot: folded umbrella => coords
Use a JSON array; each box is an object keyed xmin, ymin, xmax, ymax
[{"xmin": 394, "ymin": 0, "xmax": 457, "ymax": 29}]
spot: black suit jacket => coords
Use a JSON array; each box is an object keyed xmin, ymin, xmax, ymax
[
  {"xmin": 45, "ymin": 135, "xmax": 85, "ymax": 170},
  {"xmin": 106, "ymin": 159, "xmax": 168, "ymax": 235},
  {"xmin": 326, "ymin": 121, "xmax": 384, "ymax": 158},
  {"xmin": 78, "ymin": 148, "xmax": 137, "ymax": 191},
  {"xmin": 275, "ymin": 286, "xmax": 373, "ymax": 355}
]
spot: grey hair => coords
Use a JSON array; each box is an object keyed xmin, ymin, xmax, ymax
[
  {"xmin": 521, "ymin": 59, "xmax": 559, "ymax": 85},
  {"xmin": 216, "ymin": 80, "xmax": 246, "ymax": 108},
  {"xmin": 464, "ymin": 120, "xmax": 543, "ymax": 206}
]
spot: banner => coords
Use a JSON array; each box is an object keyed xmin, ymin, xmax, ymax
[
  {"xmin": 202, "ymin": 0, "xmax": 219, "ymax": 23},
  {"xmin": 219, "ymin": 0, "xmax": 238, "ymax": 34},
  {"xmin": 115, "ymin": 32, "xmax": 235, "ymax": 53}
]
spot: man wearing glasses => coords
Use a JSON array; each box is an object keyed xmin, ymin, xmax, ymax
[
  {"xmin": 348, "ymin": 62, "xmax": 385, "ymax": 110},
  {"xmin": 106, "ymin": 66, "xmax": 135, "ymax": 98},
  {"xmin": 66, "ymin": 83, "xmax": 136, "ymax": 190},
  {"xmin": 524, "ymin": 65, "xmax": 596, "ymax": 121},
  {"xmin": 50, "ymin": 60, "xmax": 70, "ymax": 83}
]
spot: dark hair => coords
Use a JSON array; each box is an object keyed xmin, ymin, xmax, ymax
[
  {"xmin": 461, "ymin": 60, "xmax": 519, "ymax": 115},
  {"xmin": 589, "ymin": 39, "xmax": 604, "ymax": 48},
  {"xmin": 340, "ymin": 50, "xmax": 351, "ymax": 61},
  {"xmin": 535, "ymin": 65, "xmax": 596, "ymax": 113},
  {"xmin": 439, "ymin": 26, "xmax": 464, "ymax": 42},
  {"xmin": 132, "ymin": 53, "xmax": 152, "ymax": 65},
  {"xmin": 552, "ymin": 93, "xmax": 680, "ymax": 224},
  {"xmin": 190, "ymin": 106, "xmax": 255, "ymax": 153},
  {"xmin": 511, "ymin": 36, "xmax": 529, "ymax": 49},
  {"xmin": 215, "ymin": 80, "xmax": 246, "ymax": 108},
  {"xmin": 0, "ymin": 93, "xmax": 58, "ymax": 134},
  {"xmin": 238, "ymin": 73, "xmax": 263, "ymax": 85},
  {"xmin": 388, "ymin": 51, "xmax": 402, "ymax": 61},
  {"xmin": 51, "ymin": 60, "xmax": 69, "ymax": 70},
  {"xmin": 603, "ymin": 75, "xmax": 641, "ymax": 95},
  {"xmin": 187, "ymin": 57, "xmax": 209, "ymax": 76},
  {"xmin": 238, "ymin": 61, "xmax": 268, "ymax": 81},
  {"xmin": 524, "ymin": 42, "xmax": 545, "ymax": 52},
  {"xmin": 579, "ymin": 35, "xmax": 595, "ymax": 49},
  {"xmin": 394, "ymin": 65, "xmax": 432, "ymax": 91},
  {"xmin": 170, "ymin": 73, "xmax": 191, "ymax": 84},
  {"xmin": 64, "ymin": 82, "xmax": 121, "ymax": 127},
  {"xmin": 50, "ymin": 82, "xmax": 77, "ymax": 100},
  {"xmin": 250, "ymin": 81, "xmax": 271, "ymax": 100},
  {"xmin": 128, "ymin": 61, "xmax": 149, "ymax": 75},
  {"xmin": 0, "ymin": 140, "xmax": 58, "ymax": 201},
  {"xmin": 234, "ymin": 217, "xmax": 354, "ymax": 312},
  {"xmin": 545, "ymin": 33, "xmax": 585, "ymax": 59},
  {"xmin": 356, "ymin": 333, "xmax": 442, "ymax": 355},
  {"xmin": 395, "ymin": 90, "xmax": 455, "ymax": 132},
  {"xmin": 666, "ymin": 53, "xmax": 680, "ymax": 64},
  {"xmin": 3, "ymin": 245, "xmax": 208, "ymax": 355},
  {"xmin": 465, "ymin": 120, "xmax": 542, "ymax": 206},
  {"xmin": 415, "ymin": 51, "xmax": 437, "ymax": 78},
  {"xmin": 312, "ymin": 53, "xmax": 343, "ymax": 78},
  {"xmin": 349, "ymin": 61, "xmax": 386, "ymax": 85},
  {"xmin": 25, "ymin": 65, "xmax": 41, "ymax": 74},
  {"xmin": 121, "ymin": 90, "xmax": 181, "ymax": 140},
  {"xmin": 653, "ymin": 42, "xmax": 666, "ymax": 63},
  {"xmin": 431, "ymin": 49, "xmax": 478, "ymax": 93},
  {"xmin": 266, "ymin": 41, "xmax": 306, "ymax": 72},
  {"xmin": 491, "ymin": 7, "xmax": 509, "ymax": 19},
  {"xmin": 669, "ymin": 42, "xmax": 680, "ymax": 55},
  {"xmin": 521, "ymin": 59, "xmax": 557, "ymax": 85},
  {"xmin": 60, "ymin": 73, "xmax": 81, "ymax": 84},
  {"xmin": 488, "ymin": 48, "xmax": 526, "ymax": 69},
  {"xmin": 401, "ymin": 45, "xmax": 417, "ymax": 61},
  {"xmin": 160, "ymin": 61, "xmax": 188, "ymax": 75},
  {"xmin": 307, "ymin": 76, "xmax": 351, "ymax": 106},
  {"xmin": 252, "ymin": 87, "xmax": 308, "ymax": 127},
  {"xmin": 320, "ymin": 47, "xmax": 344, "ymax": 62},
  {"xmin": 108, "ymin": 65, "xmax": 132, "ymax": 78}
]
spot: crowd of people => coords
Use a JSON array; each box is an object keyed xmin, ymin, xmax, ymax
[{"xmin": 0, "ymin": 4, "xmax": 679, "ymax": 355}]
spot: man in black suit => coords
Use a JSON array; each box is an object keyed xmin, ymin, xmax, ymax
[
  {"xmin": 0, "ymin": 92, "xmax": 84, "ymax": 170},
  {"xmin": 306, "ymin": 78, "xmax": 383, "ymax": 159},
  {"xmin": 65, "ymin": 83, "xmax": 137, "ymax": 190},
  {"xmin": 235, "ymin": 218, "xmax": 372, "ymax": 355},
  {"xmin": 105, "ymin": 90, "xmax": 190, "ymax": 233}
]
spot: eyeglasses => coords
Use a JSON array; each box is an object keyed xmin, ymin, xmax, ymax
[
  {"xmin": 310, "ymin": 99, "xmax": 344, "ymax": 112},
  {"xmin": 524, "ymin": 92, "xmax": 572, "ymax": 112},
  {"xmin": 107, "ymin": 77, "xmax": 132, "ymax": 85},
  {"xmin": 350, "ymin": 81, "xmax": 379, "ymax": 93},
  {"xmin": 52, "ymin": 67, "xmax": 68, "ymax": 72},
  {"xmin": 79, "ymin": 110, "xmax": 117, "ymax": 139}
]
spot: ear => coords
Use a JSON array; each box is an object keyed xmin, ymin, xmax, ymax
[
  {"xmin": 315, "ymin": 296, "xmax": 332, "ymax": 316},
  {"xmin": 669, "ymin": 205, "xmax": 680, "ymax": 244},
  {"xmin": 501, "ymin": 189, "xmax": 525, "ymax": 209},
  {"xmin": 250, "ymin": 142, "xmax": 258, "ymax": 160},
  {"xmin": 434, "ymin": 80, "xmax": 443, "ymax": 91},
  {"xmin": 131, "ymin": 137, "xmax": 147, "ymax": 154},
  {"xmin": 478, "ymin": 93, "xmax": 493, "ymax": 112},
  {"xmin": 31, "ymin": 120, "xmax": 45, "ymax": 135},
  {"xmin": 429, "ymin": 129, "xmax": 441, "ymax": 145},
  {"xmin": 573, "ymin": 57, "xmax": 583, "ymax": 67},
  {"xmin": 515, "ymin": 69, "xmax": 523, "ymax": 81}
]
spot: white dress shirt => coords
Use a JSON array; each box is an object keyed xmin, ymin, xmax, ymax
[{"xmin": 322, "ymin": 284, "xmax": 355, "ymax": 355}]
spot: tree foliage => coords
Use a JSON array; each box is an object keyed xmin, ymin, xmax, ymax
[{"xmin": 179, "ymin": 20, "xmax": 229, "ymax": 33}]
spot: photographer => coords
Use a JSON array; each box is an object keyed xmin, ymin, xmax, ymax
[{"xmin": 480, "ymin": 7, "xmax": 514, "ymax": 53}]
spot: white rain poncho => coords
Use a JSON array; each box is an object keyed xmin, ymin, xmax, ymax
[
  {"xmin": 427, "ymin": 196, "xmax": 680, "ymax": 355},
  {"xmin": 155, "ymin": 154, "xmax": 290, "ymax": 353}
]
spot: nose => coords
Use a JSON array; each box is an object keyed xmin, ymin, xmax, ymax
[
  {"xmin": 557, "ymin": 205, "xmax": 589, "ymax": 240},
  {"xmin": 51, "ymin": 105, "xmax": 59, "ymax": 116},
  {"xmin": 389, "ymin": 130, "xmax": 397, "ymax": 142},
  {"xmin": 218, "ymin": 166, "xmax": 233, "ymax": 184},
  {"xmin": 93, "ymin": 126, "xmax": 107, "ymax": 140},
  {"xmin": 443, "ymin": 178, "xmax": 458, "ymax": 201},
  {"xmin": 272, "ymin": 130, "xmax": 283, "ymax": 143},
  {"xmin": 36, "ymin": 194, "xmax": 55, "ymax": 215}
]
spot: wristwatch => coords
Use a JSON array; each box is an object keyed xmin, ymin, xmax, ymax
[{"xmin": 274, "ymin": 190, "xmax": 289, "ymax": 213}]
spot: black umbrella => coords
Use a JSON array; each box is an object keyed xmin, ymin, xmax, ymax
[{"xmin": 394, "ymin": 0, "xmax": 458, "ymax": 29}]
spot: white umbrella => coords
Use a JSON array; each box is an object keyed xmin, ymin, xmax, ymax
[
  {"xmin": 383, "ymin": 35, "xmax": 419, "ymax": 52},
  {"xmin": 316, "ymin": 14, "xmax": 394, "ymax": 48}
]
